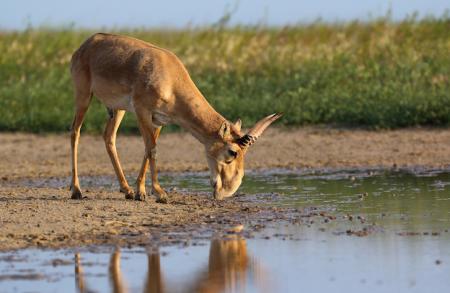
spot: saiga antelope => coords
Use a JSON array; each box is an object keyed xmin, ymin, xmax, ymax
[{"xmin": 70, "ymin": 33, "xmax": 281, "ymax": 202}]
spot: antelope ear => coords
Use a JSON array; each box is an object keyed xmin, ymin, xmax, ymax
[
  {"xmin": 234, "ymin": 119, "xmax": 242, "ymax": 132},
  {"xmin": 218, "ymin": 121, "xmax": 231, "ymax": 139}
]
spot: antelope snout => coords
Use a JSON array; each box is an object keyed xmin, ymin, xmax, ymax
[
  {"xmin": 213, "ymin": 186, "xmax": 237, "ymax": 200},
  {"xmin": 213, "ymin": 190, "xmax": 224, "ymax": 200}
]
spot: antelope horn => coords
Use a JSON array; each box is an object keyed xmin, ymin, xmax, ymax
[{"xmin": 236, "ymin": 113, "xmax": 283, "ymax": 148}]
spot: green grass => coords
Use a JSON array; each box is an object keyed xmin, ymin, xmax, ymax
[{"xmin": 0, "ymin": 15, "xmax": 449, "ymax": 133}]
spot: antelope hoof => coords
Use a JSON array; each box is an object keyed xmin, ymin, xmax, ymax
[
  {"xmin": 120, "ymin": 187, "xmax": 135, "ymax": 200},
  {"xmin": 71, "ymin": 189, "xmax": 83, "ymax": 200},
  {"xmin": 152, "ymin": 187, "xmax": 168, "ymax": 204},
  {"xmin": 156, "ymin": 196, "xmax": 168, "ymax": 204},
  {"xmin": 134, "ymin": 192, "xmax": 146, "ymax": 201}
]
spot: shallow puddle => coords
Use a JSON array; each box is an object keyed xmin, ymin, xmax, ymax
[{"xmin": 1, "ymin": 169, "xmax": 450, "ymax": 293}]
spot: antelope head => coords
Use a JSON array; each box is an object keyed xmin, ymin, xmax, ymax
[{"xmin": 206, "ymin": 113, "xmax": 282, "ymax": 200}]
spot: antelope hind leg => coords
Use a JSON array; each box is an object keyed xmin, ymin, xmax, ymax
[{"xmin": 103, "ymin": 109, "xmax": 134, "ymax": 199}]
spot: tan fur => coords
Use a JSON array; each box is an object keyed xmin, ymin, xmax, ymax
[{"xmin": 70, "ymin": 33, "xmax": 280, "ymax": 201}]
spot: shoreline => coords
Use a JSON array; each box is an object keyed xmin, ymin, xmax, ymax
[
  {"xmin": 1, "ymin": 127, "xmax": 450, "ymax": 180},
  {"xmin": 1, "ymin": 127, "xmax": 450, "ymax": 251}
]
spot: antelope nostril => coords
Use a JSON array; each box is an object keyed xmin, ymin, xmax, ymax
[{"xmin": 228, "ymin": 149, "xmax": 237, "ymax": 158}]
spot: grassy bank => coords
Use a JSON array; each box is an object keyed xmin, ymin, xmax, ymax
[{"xmin": 0, "ymin": 16, "xmax": 449, "ymax": 133}]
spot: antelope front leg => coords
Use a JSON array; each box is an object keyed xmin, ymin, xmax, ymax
[
  {"xmin": 135, "ymin": 109, "xmax": 167, "ymax": 202},
  {"xmin": 135, "ymin": 147, "xmax": 167, "ymax": 204},
  {"xmin": 135, "ymin": 154, "xmax": 149, "ymax": 201},
  {"xmin": 149, "ymin": 139, "xmax": 168, "ymax": 203}
]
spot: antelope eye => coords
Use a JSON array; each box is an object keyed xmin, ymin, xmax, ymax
[{"xmin": 228, "ymin": 149, "xmax": 238, "ymax": 158}]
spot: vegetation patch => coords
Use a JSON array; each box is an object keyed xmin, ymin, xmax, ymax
[{"xmin": 0, "ymin": 16, "xmax": 449, "ymax": 132}]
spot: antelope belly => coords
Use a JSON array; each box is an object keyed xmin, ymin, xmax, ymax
[{"xmin": 96, "ymin": 94, "xmax": 135, "ymax": 113}]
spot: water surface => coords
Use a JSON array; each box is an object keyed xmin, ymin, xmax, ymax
[{"xmin": 1, "ymin": 169, "xmax": 449, "ymax": 293}]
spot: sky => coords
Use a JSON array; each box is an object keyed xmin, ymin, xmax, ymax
[{"xmin": 1, "ymin": 0, "xmax": 449, "ymax": 30}]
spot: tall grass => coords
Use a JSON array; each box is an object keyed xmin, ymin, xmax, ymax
[{"xmin": 0, "ymin": 16, "xmax": 449, "ymax": 133}]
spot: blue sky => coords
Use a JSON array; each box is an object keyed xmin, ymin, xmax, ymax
[{"xmin": 1, "ymin": 0, "xmax": 449, "ymax": 30}]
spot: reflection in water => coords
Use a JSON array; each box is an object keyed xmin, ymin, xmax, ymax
[
  {"xmin": 74, "ymin": 253, "xmax": 89, "ymax": 293},
  {"xmin": 145, "ymin": 253, "xmax": 165, "ymax": 293},
  {"xmin": 75, "ymin": 237, "xmax": 267, "ymax": 293},
  {"xmin": 110, "ymin": 250, "xmax": 127, "ymax": 293},
  {"xmin": 190, "ymin": 238, "xmax": 254, "ymax": 293}
]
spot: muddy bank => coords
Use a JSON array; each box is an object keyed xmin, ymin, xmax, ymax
[
  {"xmin": 0, "ymin": 183, "xmax": 319, "ymax": 251},
  {"xmin": 1, "ymin": 127, "xmax": 450, "ymax": 180}
]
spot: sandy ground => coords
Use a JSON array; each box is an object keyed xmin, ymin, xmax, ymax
[
  {"xmin": 1, "ymin": 127, "xmax": 450, "ymax": 180},
  {"xmin": 1, "ymin": 127, "xmax": 449, "ymax": 251}
]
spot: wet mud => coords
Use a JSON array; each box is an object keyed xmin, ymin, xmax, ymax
[{"xmin": 0, "ymin": 177, "xmax": 340, "ymax": 251}]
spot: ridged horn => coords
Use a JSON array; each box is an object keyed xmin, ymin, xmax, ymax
[{"xmin": 236, "ymin": 113, "xmax": 283, "ymax": 148}]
